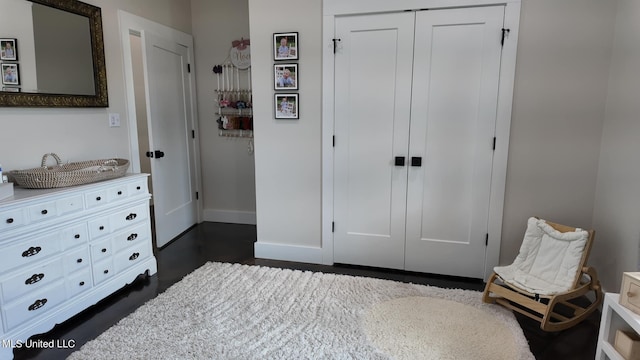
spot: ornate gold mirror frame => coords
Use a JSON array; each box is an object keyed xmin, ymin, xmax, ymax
[{"xmin": 0, "ymin": 0, "xmax": 108, "ymax": 107}]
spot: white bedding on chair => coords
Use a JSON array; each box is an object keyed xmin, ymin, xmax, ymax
[{"xmin": 493, "ymin": 217, "xmax": 589, "ymax": 295}]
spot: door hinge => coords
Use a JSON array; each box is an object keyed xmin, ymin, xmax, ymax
[
  {"xmin": 493, "ymin": 137, "xmax": 496, "ymax": 151},
  {"xmin": 196, "ymin": 191, "xmax": 199, "ymax": 200},
  {"xmin": 332, "ymin": 222, "xmax": 335, "ymax": 232},
  {"xmin": 187, "ymin": 63, "xmax": 191, "ymax": 73},
  {"xmin": 332, "ymin": 38, "xmax": 341, "ymax": 54},
  {"xmin": 192, "ymin": 130, "xmax": 195, "ymax": 139},
  {"xmin": 501, "ymin": 28, "xmax": 511, "ymax": 47},
  {"xmin": 485, "ymin": 233, "xmax": 489, "ymax": 246},
  {"xmin": 333, "ymin": 135, "xmax": 335, "ymax": 147}
]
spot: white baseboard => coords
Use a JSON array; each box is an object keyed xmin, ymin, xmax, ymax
[
  {"xmin": 255, "ymin": 242, "xmax": 324, "ymax": 264},
  {"xmin": 203, "ymin": 209, "xmax": 256, "ymax": 225}
]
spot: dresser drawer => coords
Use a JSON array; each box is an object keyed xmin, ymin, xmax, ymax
[
  {"xmin": 0, "ymin": 208, "xmax": 27, "ymax": 231},
  {"xmin": 2, "ymin": 280, "xmax": 67, "ymax": 331},
  {"xmin": 109, "ymin": 185, "xmax": 129, "ymax": 202},
  {"xmin": 86, "ymin": 188, "xmax": 109, "ymax": 208},
  {"xmin": 56, "ymin": 195, "xmax": 84, "ymax": 215},
  {"xmin": 128, "ymin": 179, "xmax": 148, "ymax": 197},
  {"xmin": 61, "ymin": 223, "xmax": 89, "ymax": 250},
  {"xmin": 112, "ymin": 224, "xmax": 150, "ymax": 252},
  {"xmin": 92, "ymin": 258, "xmax": 115, "ymax": 285},
  {"xmin": 114, "ymin": 242, "xmax": 152, "ymax": 273},
  {"xmin": 0, "ymin": 235, "xmax": 62, "ymax": 273},
  {"xmin": 28, "ymin": 200, "xmax": 59, "ymax": 222},
  {"xmin": 64, "ymin": 247, "xmax": 91, "ymax": 274},
  {"xmin": 110, "ymin": 203, "xmax": 149, "ymax": 231},
  {"xmin": 90, "ymin": 238, "xmax": 113, "ymax": 262},
  {"xmin": 66, "ymin": 268, "xmax": 92, "ymax": 298},
  {"xmin": 88, "ymin": 217, "xmax": 111, "ymax": 240},
  {"xmin": 1, "ymin": 259, "xmax": 64, "ymax": 304}
]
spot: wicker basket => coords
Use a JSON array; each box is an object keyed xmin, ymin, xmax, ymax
[{"xmin": 9, "ymin": 153, "xmax": 130, "ymax": 189}]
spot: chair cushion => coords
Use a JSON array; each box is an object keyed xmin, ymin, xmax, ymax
[{"xmin": 494, "ymin": 217, "xmax": 589, "ymax": 295}]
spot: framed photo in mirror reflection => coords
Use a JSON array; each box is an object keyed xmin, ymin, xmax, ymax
[{"xmin": 0, "ymin": 38, "xmax": 17, "ymax": 61}]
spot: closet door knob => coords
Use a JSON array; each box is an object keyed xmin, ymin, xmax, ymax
[
  {"xmin": 394, "ymin": 156, "xmax": 405, "ymax": 166},
  {"xmin": 411, "ymin": 157, "xmax": 422, "ymax": 167}
]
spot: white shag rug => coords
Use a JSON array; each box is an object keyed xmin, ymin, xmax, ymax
[{"xmin": 67, "ymin": 262, "xmax": 534, "ymax": 360}]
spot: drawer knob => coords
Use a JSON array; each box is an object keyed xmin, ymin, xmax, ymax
[
  {"xmin": 117, "ymin": 191, "xmax": 123, "ymax": 195},
  {"xmin": 137, "ymin": 186, "xmax": 141, "ymax": 190},
  {"xmin": 6, "ymin": 218, "xmax": 14, "ymax": 224},
  {"xmin": 25, "ymin": 273, "xmax": 45, "ymax": 285},
  {"xmin": 101, "ymin": 248, "xmax": 107, "ymax": 253},
  {"xmin": 79, "ymin": 281, "xmax": 85, "ymax": 286},
  {"xmin": 28, "ymin": 298, "xmax": 48, "ymax": 311},
  {"xmin": 129, "ymin": 252, "xmax": 140, "ymax": 261},
  {"xmin": 126, "ymin": 213, "xmax": 137, "ymax": 221},
  {"xmin": 96, "ymin": 196, "xmax": 102, "ymax": 201},
  {"xmin": 22, "ymin": 246, "xmax": 42, "ymax": 258},
  {"xmin": 41, "ymin": 209, "xmax": 48, "ymax": 215},
  {"xmin": 74, "ymin": 234, "xmax": 81, "ymax": 239},
  {"xmin": 77, "ymin": 258, "xmax": 83, "ymax": 263},
  {"xmin": 127, "ymin": 233, "xmax": 138, "ymax": 241},
  {"xmin": 99, "ymin": 226, "xmax": 105, "ymax": 230},
  {"xmin": 628, "ymin": 291, "xmax": 636, "ymax": 298},
  {"xmin": 103, "ymin": 269, "xmax": 109, "ymax": 274}
]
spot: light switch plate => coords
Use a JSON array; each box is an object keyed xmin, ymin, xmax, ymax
[{"xmin": 109, "ymin": 113, "xmax": 121, "ymax": 127}]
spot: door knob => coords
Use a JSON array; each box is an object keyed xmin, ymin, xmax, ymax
[
  {"xmin": 411, "ymin": 157, "xmax": 422, "ymax": 167},
  {"xmin": 154, "ymin": 150, "xmax": 165, "ymax": 158},
  {"xmin": 394, "ymin": 157, "xmax": 405, "ymax": 166}
]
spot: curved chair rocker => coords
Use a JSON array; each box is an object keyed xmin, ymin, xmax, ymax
[{"xmin": 482, "ymin": 217, "xmax": 603, "ymax": 332}]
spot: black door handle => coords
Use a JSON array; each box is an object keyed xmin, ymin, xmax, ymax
[
  {"xmin": 154, "ymin": 150, "xmax": 165, "ymax": 158},
  {"xmin": 411, "ymin": 157, "xmax": 422, "ymax": 167},
  {"xmin": 394, "ymin": 156, "xmax": 405, "ymax": 166},
  {"xmin": 145, "ymin": 151, "xmax": 153, "ymax": 158}
]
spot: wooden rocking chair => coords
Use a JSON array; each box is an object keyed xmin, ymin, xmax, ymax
[{"xmin": 482, "ymin": 217, "xmax": 603, "ymax": 332}]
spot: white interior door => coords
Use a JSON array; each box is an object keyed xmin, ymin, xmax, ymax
[
  {"xmin": 404, "ymin": 6, "xmax": 504, "ymax": 278},
  {"xmin": 143, "ymin": 32, "xmax": 198, "ymax": 247},
  {"xmin": 333, "ymin": 12, "xmax": 415, "ymax": 269}
]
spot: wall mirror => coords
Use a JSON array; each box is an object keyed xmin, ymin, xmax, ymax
[{"xmin": 0, "ymin": 0, "xmax": 108, "ymax": 107}]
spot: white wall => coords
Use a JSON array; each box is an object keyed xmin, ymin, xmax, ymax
[
  {"xmin": 249, "ymin": 0, "xmax": 323, "ymax": 256},
  {"xmin": 0, "ymin": 0, "xmax": 191, "ymax": 173},
  {"xmin": 247, "ymin": 0, "xmax": 625, "ymax": 280},
  {"xmin": 191, "ymin": 0, "xmax": 256, "ymax": 224},
  {"xmin": 500, "ymin": 0, "xmax": 616, "ymax": 263},
  {"xmin": 592, "ymin": 0, "xmax": 640, "ymax": 291}
]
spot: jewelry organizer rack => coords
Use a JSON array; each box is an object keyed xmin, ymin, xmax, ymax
[{"xmin": 214, "ymin": 70, "xmax": 253, "ymax": 155}]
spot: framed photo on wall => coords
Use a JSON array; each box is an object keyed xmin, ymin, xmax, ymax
[
  {"xmin": 273, "ymin": 32, "xmax": 298, "ymax": 60},
  {"xmin": 274, "ymin": 64, "xmax": 298, "ymax": 90},
  {"xmin": 1, "ymin": 63, "xmax": 19, "ymax": 86},
  {"xmin": 0, "ymin": 38, "xmax": 18, "ymax": 61},
  {"xmin": 275, "ymin": 93, "xmax": 299, "ymax": 119}
]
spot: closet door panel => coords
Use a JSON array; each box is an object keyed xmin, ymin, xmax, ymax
[
  {"xmin": 405, "ymin": 6, "xmax": 504, "ymax": 278},
  {"xmin": 333, "ymin": 12, "xmax": 415, "ymax": 269}
]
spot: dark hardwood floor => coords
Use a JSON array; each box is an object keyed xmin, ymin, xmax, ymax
[{"xmin": 13, "ymin": 222, "xmax": 599, "ymax": 360}]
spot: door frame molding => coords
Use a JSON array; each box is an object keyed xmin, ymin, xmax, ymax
[
  {"xmin": 321, "ymin": 0, "xmax": 521, "ymax": 279},
  {"xmin": 118, "ymin": 10, "xmax": 202, "ymax": 224}
]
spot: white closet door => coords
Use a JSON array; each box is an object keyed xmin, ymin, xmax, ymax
[
  {"xmin": 144, "ymin": 32, "xmax": 198, "ymax": 247},
  {"xmin": 404, "ymin": 6, "xmax": 504, "ymax": 277},
  {"xmin": 333, "ymin": 12, "xmax": 415, "ymax": 269}
]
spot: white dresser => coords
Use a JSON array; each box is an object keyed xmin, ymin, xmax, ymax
[{"xmin": 0, "ymin": 174, "xmax": 157, "ymax": 359}]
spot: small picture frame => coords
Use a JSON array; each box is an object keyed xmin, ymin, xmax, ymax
[
  {"xmin": 274, "ymin": 64, "xmax": 298, "ymax": 90},
  {"xmin": 0, "ymin": 38, "xmax": 18, "ymax": 61},
  {"xmin": 274, "ymin": 32, "xmax": 298, "ymax": 60},
  {"xmin": 1, "ymin": 63, "xmax": 19, "ymax": 86},
  {"xmin": 275, "ymin": 93, "xmax": 299, "ymax": 119}
]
